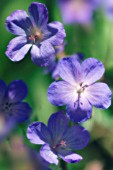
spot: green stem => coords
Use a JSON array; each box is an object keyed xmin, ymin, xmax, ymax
[{"xmin": 60, "ymin": 159, "xmax": 68, "ymax": 170}]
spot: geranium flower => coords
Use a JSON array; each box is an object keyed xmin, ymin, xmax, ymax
[
  {"xmin": 0, "ymin": 80, "xmax": 32, "ymax": 140},
  {"xmin": 6, "ymin": 2, "xmax": 66, "ymax": 66},
  {"xmin": 27, "ymin": 111, "xmax": 90, "ymax": 165},
  {"xmin": 48, "ymin": 56, "xmax": 112, "ymax": 123}
]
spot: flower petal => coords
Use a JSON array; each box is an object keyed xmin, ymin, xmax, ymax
[
  {"xmin": 7, "ymin": 80, "xmax": 28, "ymax": 103},
  {"xmin": 82, "ymin": 58, "xmax": 105, "ymax": 85},
  {"xmin": 28, "ymin": 2, "xmax": 48, "ymax": 28},
  {"xmin": 86, "ymin": 83, "xmax": 112, "ymax": 109},
  {"xmin": 10, "ymin": 102, "xmax": 32, "ymax": 122},
  {"xmin": 40, "ymin": 144, "xmax": 58, "ymax": 165},
  {"xmin": 62, "ymin": 126, "xmax": 90, "ymax": 150},
  {"xmin": 48, "ymin": 81, "xmax": 78, "ymax": 106},
  {"xmin": 0, "ymin": 116, "xmax": 16, "ymax": 141},
  {"xmin": 59, "ymin": 151, "xmax": 82, "ymax": 163},
  {"xmin": 0, "ymin": 80, "xmax": 7, "ymax": 102},
  {"xmin": 66, "ymin": 95, "xmax": 92, "ymax": 123},
  {"xmin": 48, "ymin": 111, "xmax": 68, "ymax": 144},
  {"xmin": 31, "ymin": 42, "xmax": 55, "ymax": 67},
  {"xmin": 47, "ymin": 21, "xmax": 66, "ymax": 46},
  {"xmin": 27, "ymin": 122, "xmax": 51, "ymax": 145},
  {"xmin": 6, "ymin": 36, "xmax": 32, "ymax": 62},
  {"xmin": 58, "ymin": 56, "xmax": 82, "ymax": 85},
  {"xmin": 6, "ymin": 10, "xmax": 32, "ymax": 35}
]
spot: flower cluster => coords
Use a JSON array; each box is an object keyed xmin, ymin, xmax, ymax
[{"xmin": 0, "ymin": 1, "xmax": 112, "ymax": 170}]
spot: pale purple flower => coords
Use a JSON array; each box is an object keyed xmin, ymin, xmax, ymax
[
  {"xmin": 58, "ymin": 0, "xmax": 100, "ymax": 24},
  {"xmin": 27, "ymin": 111, "xmax": 90, "ymax": 165},
  {"xmin": 6, "ymin": 2, "xmax": 66, "ymax": 67},
  {"xmin": 103, "ymin": 0, "xmax": 113, "ymax": 21},
  {"xmin": 45, "ymin": 53, "xmax": 84, "ymax": 80},
  {"xmin": 0, "ymin": 80, "xmax": 32, "ymax": 140},
  {"xmin": 48, "ymin": 56, "xmax": 112, "ymax": 123}
]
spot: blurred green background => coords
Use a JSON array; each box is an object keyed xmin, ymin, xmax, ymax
[{"xmin": 0, "ymin": 0, "xmax": 113, "ymax": 170}]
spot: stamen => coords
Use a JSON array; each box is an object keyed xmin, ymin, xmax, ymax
[
  {"xmin": 28, "ymin": 31, "xmax": 43, "ymax": 43},
  {"xmin": 53, "ymin": 140, "xmax": 66, "ymax": 149}
]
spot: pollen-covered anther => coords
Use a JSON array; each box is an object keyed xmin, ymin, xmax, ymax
[
  {"xmin": 60, "ymin": 140, "xmax": 67, "ymax": 147},
  {"xmin": 29, "ymin": 31, "xmax": 43, "ymax": 43}
]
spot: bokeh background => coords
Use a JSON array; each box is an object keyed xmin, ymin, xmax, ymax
[{"xmin": 0, "ymin": 0, "xmax": 113, "ymax": 170}]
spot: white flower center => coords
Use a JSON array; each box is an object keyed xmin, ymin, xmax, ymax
[{"xmin": 76, "ymin": 83, "xmax": 88, "ymax": 94}]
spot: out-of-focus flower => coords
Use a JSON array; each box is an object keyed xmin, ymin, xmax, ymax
[
  {"xmin": 48, "ymin": 56, "xmax": 112, "ymax": 123},
  {"xmin": 58, "ymin": 0, "xmax": 100, "ymax": 24},
  {"xmin": 0, "ymin": 80, "xmax": 32, "ymax": 140},
  {"xmin": 27, "ymin": 111, "xmax": 90, "ymax": 165},
  {"xmin": 84, "ymin": 160, "xmax": 103, "ymax": 170},
  {"xmin": 103, "ymin": 0, "xmax": 113, "ymax": 21},
  {"xmin": 6, "ymin": 2, "xmax": 66, "ymax": 67},
  {"xmin": 29, "ymin": 151, "xmax": 51, "ymax": 170}
]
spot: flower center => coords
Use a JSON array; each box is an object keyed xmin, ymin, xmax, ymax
[
  {"xmin": 0, "ymin": 101, "xmax": 13, "ymax": 117},
  {"xmin": 53, "ymin": 140, "xmax": 67, "ymax": 149},
  {"xmin": 28, "ymin": 31, "xmax": 43, "ymax": 44},
  {"xmin": 77, "ymin": 83, "xmax": 88, "ymax": 94}
]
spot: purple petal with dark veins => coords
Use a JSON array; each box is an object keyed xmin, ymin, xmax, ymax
[
  {"xmin": 10, "ymin": 102, "xmax": 32, "ymax": 122},
  {"xmin": 6, "ymin": 36, "xmax": 32, "ymax": 62},
  {"xmin": 7, "ymin": 80, "xmax": 28, "ymax": 103},
  {"xmin": 82, "ymin": 58, "xmax": 105, "ymax": 85},
  {"xmin": 28, "ymin": 2, "xmax": 48, "ymax": 28},
  {"xmin": 58, "ymin": 56, "xmax": 82, "ymax": 85},
  {"xmin": 86, "ymin": 82, "xmax": 112, "ymax": 109},
  {"xmin": 27, "ymin": 122, "xmax": 52, "ymax": 145},
  {"xmin": 6, "ymin": 10, "xmax": 33, "ymax": 35},
  {"xmin": 48, "ymin": 111, "xmax": 68, "ymax": 144},
  {"xmin": 31, "ymin": 42, "xmax": 55, "ymax": 67},
  {"xmin": 40, "ymin": 144, "xmax": 58, "ymax": 165},
  {"xmin": 48, "ymin": 81, "xmax": 78, "ymax": 106},
  {"xmin": 62, "ymin": 126, "xmax": 90, "ymax": 150},
  {"xmin": 47, "ymin": 21, "xmax": 66, "ymax": 46}
]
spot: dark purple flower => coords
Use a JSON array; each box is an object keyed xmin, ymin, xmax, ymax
[
  {"xmin": 6, "ymin": 2, "xmax": 66, "ymax": 67},
  {"xmin": 58, "ymin": 0, "xmax": 99, "ymax": 24},
  {"xmin": 0, "ymin": 80, "xmax": 32, "ymax": 140},
  {"xmin": 27, "ymin": 111, "xmax": 90, "ymax": 165},
  {"xmin": 48, "ymin": 56, "xmax": 112, "ymax": 123}
]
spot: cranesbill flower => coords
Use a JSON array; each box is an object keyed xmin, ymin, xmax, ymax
[
  {"xmin": 48, "ymin": 56, "xmax": 112, "ymax": 123},
  {"xmin": 0, "ymin": 80, "xmax": 32, "ymax": 140},
  {"xmin": 58, "ymin": 0, "xmax": 99, "ymax": 24},
  {"xmin": 6, "ymin": 2, "xmax": 66, "ymax": 67},
  {"xmin": 27, "ymin": 111, "xmax": 90, "ymax": 165}
]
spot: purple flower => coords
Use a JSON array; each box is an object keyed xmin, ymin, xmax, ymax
[
  {"xmin": 103, "ymin": 0, "xmax": 113, "ymax": 21},
  {"xmin": 27, "ymin": 111, "xmax": 90, "ymax": 165},
  {"xmin": 5, "ymin": 2, "xmax": 66, "ymax": 67},
  {"xmin": 58, "ymin": 0, "xmax": 99, "ymax": 24},
  {"xmin": 48, "ymin": 56, "xmax": 112, "ymax": 123},
  {"xmin": 0, "ymin": 80, "xmax": 32, "ymax": 140},
  {"xmin": 45, "ymin": 53, "xmax": 84, "ymax": 80}
]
